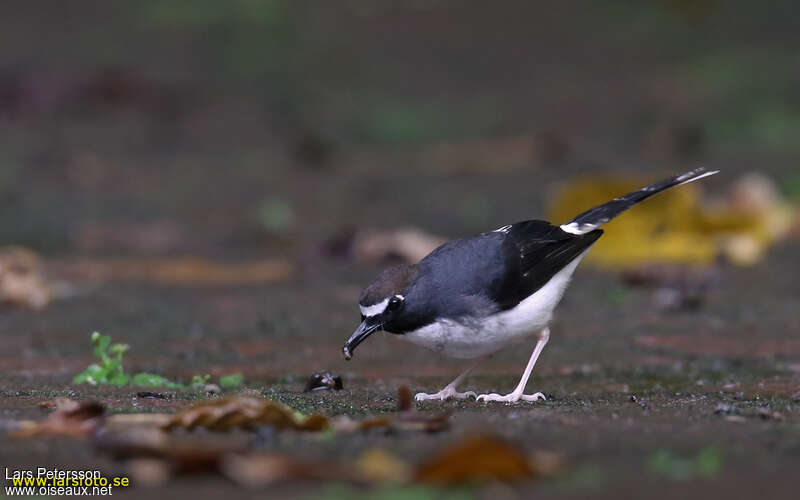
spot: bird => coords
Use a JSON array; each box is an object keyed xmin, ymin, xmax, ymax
[{"xmin": 342, "ymin": 167, "xmax": 719, "ymax": 403}]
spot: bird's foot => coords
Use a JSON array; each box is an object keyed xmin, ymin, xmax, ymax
[
  {"xmin": 414, "ymin": 385, "xmax": 477, "ymax": 402},
  {"xmin": 476, "ymin": 391, "xmax": 546, "ymax": 403}
]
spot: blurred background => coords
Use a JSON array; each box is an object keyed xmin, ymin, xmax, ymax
[{"xmin": 0, "ymin": 0, "xmax": 798, "ymax": 378}]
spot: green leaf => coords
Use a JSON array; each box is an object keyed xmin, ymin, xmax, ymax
[
  {"xmin": 255, "ymin": 198, "xmax": 295, "ymax": 234},
  {"xmin": 73, "ymin": 364, "xmax": 107, "ymax": 385},
  {"xmin": 108, "ymin": 373, "xmax": 130, "ymax": 387},
  {"xmin": 219, "ymin": 373, "xmax": 244, "ymax": 389},
  {"xmin": 109, "ymin": 343, "xmax": 130, "ymax": 356},
  {"xmin": 130, "ymin": 373, "xmax": 171, "ymax": 387},
  {"xmin": 695, "ymin": 447, "xmax": 722, "ymax": 478},
  {"xmin": 92, "ymin": 333, "xmax": 111, "ymax": 358},
  {"xmin": 190, "ymin": 374, "xmax": 211, "ymax": 388}
]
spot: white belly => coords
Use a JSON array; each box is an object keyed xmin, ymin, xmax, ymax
[{"xmin": 401, "ymin": 251, "xmax": 587, "ymax": 358}]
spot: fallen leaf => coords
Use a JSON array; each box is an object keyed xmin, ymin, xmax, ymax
[
  {"xmin": 415, "ymin": 434, "xmax": 535, "ymax": 484},
  {"xmin": 330, "ymin": 416, "xmax": 391, "ymax": 433},
  {"xmin": 126, "ymin": 459, "xmax": 171, "ymax": 487},
  {"xmin": 529, "ymin": 450, "xmax": 565, "ymax": 476},
  {"xmin": 393, "ymin": 411, "xmax": 451, "ymax": 433},
  {"xmin": 50, "ymin": 257, "xmax": 293, "ymax": 286},
  {"xmin": 94, "ymin": 425, "xmax": 249, "ymax": 475},
  {"xmin": 0, "ymin": 246, "xmax": 52, "ymax": 309},
  {"xmin": 329, "ymin": 386, "xmax": 450, "ymax": 434},
  {"xmin": 162, "ymin": 396, "xmax": 328, "ymax": 432},
  {"xmin": 106, "ymin": 413, "xmax": 173, "ymax": 429},
  {"xmin": 356, "ymin": 227, "xmax": 446, "ymax": 264},
  {"xmin": 355, "ymin": 448, "xmax": 412, "ymax": 484},
  {"xmin": 221, "ymin": 453, "xmax": 353, "ymax": 487},
  {"xmin": 322, "ymin": 227, "xmax": 446, "ymax": 264},
  {"xmin": 397, "ymin": 385, "xmax": 412, "ymax": 411},
  {"xmin": 724, "ymin": 416, "xmax": 747, "ymax": 423},
  {"xmin": 394, "ymin": 385, "xmax": 450, "ymax": 432},
  {"xmin": 548, "ymin": 172, "xmax": 796, "ymax": 268},
  {"xmin": 13, "ymin": 398, "xmax": 104, "ymax": 438}
]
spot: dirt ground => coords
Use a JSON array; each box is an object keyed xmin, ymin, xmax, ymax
[{"xmin": 1, "ymin": 1, "xmax": 799, "ymax": 499}]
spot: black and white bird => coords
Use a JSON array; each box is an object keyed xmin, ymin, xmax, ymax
[{"xmin": 342, "ymin": 167, "xmax": 718, "ymax": 403}]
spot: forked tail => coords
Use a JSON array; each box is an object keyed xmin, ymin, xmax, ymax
[{"xmin": 560, "ymin": 167, "xmax": 718, "ymax": 235}]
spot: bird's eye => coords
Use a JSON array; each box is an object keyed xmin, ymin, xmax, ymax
[{"xmin": 386, "ymin": 295, "xmax": 403, "ymax": 312}]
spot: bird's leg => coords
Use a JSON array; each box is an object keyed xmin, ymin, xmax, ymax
[
  {"xmin": 415, "ymin": 363, "xmax": 477, "ymax": 401},
  {"xmin": 477, "ymin": 327, "xmax": 549, "ymax": 403}
]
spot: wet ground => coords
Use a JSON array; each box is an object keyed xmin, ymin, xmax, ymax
[
  {"xmin": 2, "ymin": 241, "xmax": 798, "ymax": 498},
  {"xmin": 1, "ymin": 1, "xmax": 800, "ymax": 498}
]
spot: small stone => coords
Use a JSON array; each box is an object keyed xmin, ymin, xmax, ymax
[
  {"xmin": 304, "ymin": 371, "xmax": 343, "ymax": 392},
  {"xmin": 757, "ymin": 408, "xmax": 784, "ymax": 421},
  {"xmin": 714, "ymin": 403, "xmax": 737, "ymax": 415},
  {"xmin": 204, "ymin": 383, "xmax": 222, "ymax": 395},
  {"xmin": 136, "ymin": 391, "xmax": 167, "ymax": 399}
]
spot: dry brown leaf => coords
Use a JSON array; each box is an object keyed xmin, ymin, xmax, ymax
[
  {"xmin": 355, "ymin": 448, "xmax": 412, "ymax": 484},
  {"xmin": 330, "ymin": 386, "xmax": 450, "ymax": 433},
  {"xmin": 162, "ymin": 396, "xmax": 328, "ymax": 432},
  {"xmin": 0, "ymin": 246, "xmax": 52, "ymax": 309},
  {"xmin": 352, "ymin": 227, "xmax": 446, "ymax": 264},
  {"xmin": 52, "ymin": 257, "xmax": 293, "ymax": 286},
  {"xmin": 415, "ymin": 434, "xmax": 535, "ymax": 485},
  {"xmin": 222, "ymin": 454, "xmax": 353, "ymax": 487},
  {"xmin": 94, "ymin": 425, "xmax": 250, "ymax": 478},
  {"xmin": 13, "ymin": 398, "xmax": 104, "ymax": 438},
  {"xmin": 125, "ymin": 459, "xmax": 172, "ymax": 487},
  {"xmin": 393, "ymin": 385, "xmax": 450, "ymax": 432},
  {"xmin": 393, "ymin": 411, "xmax": 451, "ymax": 433},
  {"xmin": 106, "ymin": 412, "xmax": 173, "ymax": 429},
  {"xmin": 529, "ymin": 450, "xmax": 566, "ymax": 476},
  {"xmin": 397, "ymin": 385, "xmax": 412, "ymax": 411},
  {"xmin": 93, "ymin": 426, "xmax": 170, "ymax": 459}
]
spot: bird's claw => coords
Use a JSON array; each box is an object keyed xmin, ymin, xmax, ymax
[
  {"xmin": 476, "ymin": 391, "xmax": 546, "ymax": 403},
  {"xmin": 414, "ymin": 387, "xmax": 477, "ymax": 401}
]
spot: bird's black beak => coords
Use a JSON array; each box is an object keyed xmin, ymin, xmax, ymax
[{"xmin": 342, "ymin": 318, "xmax": 382, "ymax": 360}]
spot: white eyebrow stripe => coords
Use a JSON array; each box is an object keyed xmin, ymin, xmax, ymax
[{"xmin": 360, "ymin": 298, "xmax": 389, "ymax": 317}]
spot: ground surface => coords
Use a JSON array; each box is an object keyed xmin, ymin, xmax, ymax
[{"xmin": 1, "ymin": 1, "xmax": 799, "ymax": 499}]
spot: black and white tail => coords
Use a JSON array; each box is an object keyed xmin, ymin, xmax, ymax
[{"xmin": 560, "ymin": 167, "xmax": 719, "ymax": 235}]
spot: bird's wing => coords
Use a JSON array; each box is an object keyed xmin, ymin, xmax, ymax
[{"xmin": 490, "ymin": 220, "xmax": 603, "ymax": 310}]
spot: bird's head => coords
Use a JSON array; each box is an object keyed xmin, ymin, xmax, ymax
[{"xmin": 342, "ymin": 263, "xmax": 417, "ymax": 360}]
